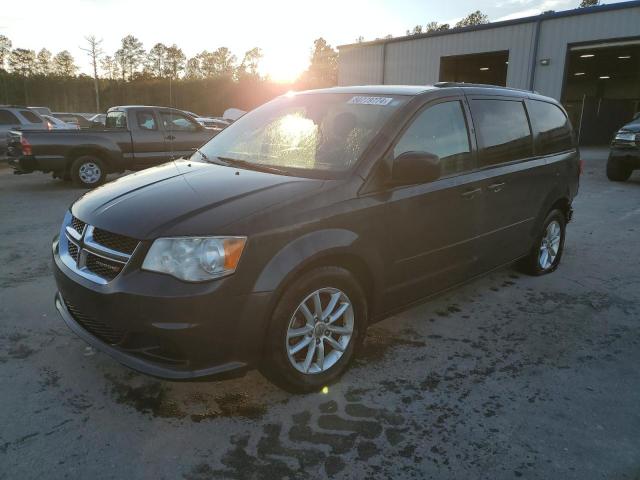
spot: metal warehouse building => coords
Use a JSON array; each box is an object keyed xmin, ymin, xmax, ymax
[{"xmin": 338, "ymin": 1, "xmax": 640, "ymax": 145}]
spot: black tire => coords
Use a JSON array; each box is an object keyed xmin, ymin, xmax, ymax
[
  {"xmin": 70, "ymin": 155, "xmax": 107, "ymax": 188},
  {"xmin": 519, "ymin": 209, "xmax": 566, "ymax": 276},
  {"xmin": 606, "ymin": 157, "xmax": 632, "ymax": 182},
  {"xmin": 260, "ymin": 266, "xmax": 367, "ymax": 393}
]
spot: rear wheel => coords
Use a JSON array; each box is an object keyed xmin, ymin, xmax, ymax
[
  {"xmin": 519, "ymin": 209, "xmax": 566, "ymax": 276},
  {"xmin": 71, "ymin": 155, "xmax": 107, "ymax": 188},
  {"xmin": 260, "ymin": 266, "xmax": 367, "ymax": 393},
  {"xmin": 606, "ymin": 157, "xmax": 632, "ymax": 182}
]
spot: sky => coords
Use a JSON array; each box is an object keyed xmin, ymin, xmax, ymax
[{"xmin": 0, "ymin": 0, "xmax": 628, "ymax": 82}]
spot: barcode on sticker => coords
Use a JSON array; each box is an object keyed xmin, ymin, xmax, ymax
[{"xmin": 348, "ymin": 96, "xmax": 393, "ymax": 106}]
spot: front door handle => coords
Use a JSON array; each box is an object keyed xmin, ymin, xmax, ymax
[
  {"xmin": 165, "ymin": 135, "xmax": 176, "ymax": 140},
  {"xmin": 461, "ymin": 188, "xmax": 482, "ymax": 199},
  {"xmin": 488, "ymin": 182, "xmax": 506, "ymax": 192}
]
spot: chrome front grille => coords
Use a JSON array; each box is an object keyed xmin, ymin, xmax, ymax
[
  {"xmin": 67, "ymin": 241, "xmax": 79, "ymax": 262},
  {"xmin": 92, "ymin": 227, "xmax": 139, "ymax": 255},
  {"xmin": 85, "ymin": 254, "xmax": 123, "ymax": 281},
  {"xmin": 70, "ymin": 216, "xmax": 86, "ymax": 236},
  {"xmin": 60, "ymin": 212, "xmax": 140, "ymax": 284}
]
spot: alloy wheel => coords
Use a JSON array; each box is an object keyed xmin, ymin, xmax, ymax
[
  {"xmin": 286, "ymin": 287, "xmax": 354, "ymax": 375},
  {"xmin": 539, "ymin": 220, "xmax": 562, "ymax": 270}
]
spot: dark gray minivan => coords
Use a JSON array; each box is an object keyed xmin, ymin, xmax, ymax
[{"xmin": 53, "ymin": 84, "xmax": 580, "ymax": 392}]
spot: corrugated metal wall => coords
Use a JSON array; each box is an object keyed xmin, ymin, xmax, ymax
[
  {"xmin": 338, "ymin": 44, "xmax": 385, "ymax": 85},
  {"xmin": 337, "ymin": 5, "xmax": 640, "ymax": 101},
  {"xmin": 534, "ymin": 7, "xmax": 640, "ymax": 99},
  {"xmin": 383, "ymin": 23, "xmax": 536, "ymax": 88}
]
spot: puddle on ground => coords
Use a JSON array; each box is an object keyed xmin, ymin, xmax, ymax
[
  {"xmin": 103, "ymin": 325, "xmax": 428, "ymax": 421},
  {"xmin": 105, "ymin": 373, "xmax": 267, "ymax": 422},
  {"xmin": 357, "ymin": 327, "xmax": 426, "ymax": 363}
]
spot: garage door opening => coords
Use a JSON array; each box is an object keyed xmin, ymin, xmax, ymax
[
  {"xmin": 439, "ymin": 51, "xmax": 509, "ymax": 86},
  {"xmin": 562, "ymin": 40, "xmax": 640, "ymax": 145}
]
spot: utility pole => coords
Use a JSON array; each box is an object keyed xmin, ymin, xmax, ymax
[{"xmin": 81, "ymin": 36, "xmax": 103, "ymax": 112}]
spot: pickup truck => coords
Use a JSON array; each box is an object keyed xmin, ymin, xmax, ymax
[{"xmin": 8, "ymin": 105, "xmax": 219, "ymax": 187}]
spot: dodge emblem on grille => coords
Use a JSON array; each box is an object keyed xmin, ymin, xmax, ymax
[{"xmin": 62, "ymin": 216, "xmax": 137, "ymax": 284}]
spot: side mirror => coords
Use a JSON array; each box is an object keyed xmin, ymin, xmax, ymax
[{"xmin": 391, "ymin": 151, "xmax": 441, "ymax": 185}]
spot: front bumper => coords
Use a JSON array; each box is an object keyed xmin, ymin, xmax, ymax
[
  {"xmin": 609, "ymin": 145, "xmax": 640, "ymax": 168},
  {"xmin": 53, "ymin": 238, "xmax": 272, "ymax": 380}
]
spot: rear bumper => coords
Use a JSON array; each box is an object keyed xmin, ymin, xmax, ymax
[
  {"xmin": 53, "ymin": 237, "xmax": 273, "ymax": 380},
  {"xmin": 9, "ymin": 155, "xmax": 66, "ymax": 173}
]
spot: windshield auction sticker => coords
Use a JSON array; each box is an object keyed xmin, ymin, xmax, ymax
[{"xmin": 348, "ymin": 96, "xmax": 394, "ymax": 106}]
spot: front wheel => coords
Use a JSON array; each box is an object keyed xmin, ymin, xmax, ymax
[
  {"xmin": 260, "ymin": 266, "xmax": 367, "ymax": 393},
  {"xmin": 519, "ymin": 209, "xmax": 566, "ymax": 276},
  {"xmin": 70, "ymin": 155, "xmax": 107, "ymax": 188},
  {"xmin": 606, "ymin": 157, "xmax": 632, "ymax": 182}
]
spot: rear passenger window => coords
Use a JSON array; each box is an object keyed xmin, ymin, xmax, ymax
[
  {"xmin": 394, "ymin": 101, "xmax": 472, "ymax": 176},
  {"xmin": 20, "ymin": 110, "xmax": 43, "ymax": 123},
  {"xmin": 137, "ymin": 112, "xmax": 157, "ymax": 130},
  {"xmin": 0, "ymin": 110, "xmax": 20, "ymax": 125},
  {"xmin": 527, "ymin": 100, "xmax": 573, "ymax": 155},
  {"xmin": 470, "ymin": 99, "xmax": 533, "ymax": 166},
  {"xmin": 105, "ymin": 111, "xmax": 127, "ymax": 129}
]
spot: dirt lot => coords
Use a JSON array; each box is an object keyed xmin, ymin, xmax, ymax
[{"xmin": 1, "ymin": 149, "xmax": 639, "ymax": 480}]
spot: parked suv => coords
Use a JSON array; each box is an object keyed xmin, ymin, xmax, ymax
[
  {"xmin": 0, "ymin": 106, "xmax": 47, "ymax": 157},
  {"xmin": 53, "ymin": 84, "xmax": 580, "ymax": 392},
  {"xmin": 607, "ymin": 114, "xmax": 640, "ymax": 181}
]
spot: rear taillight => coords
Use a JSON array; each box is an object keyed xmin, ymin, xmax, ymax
[
  {"xmin": 579, "ymin": 159, "xmax": 585, "ymax": 175},
  {"xmin": 21, "ymin": 137, "xmax": 32, "ymax": 156}
]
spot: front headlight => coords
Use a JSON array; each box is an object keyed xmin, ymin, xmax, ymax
[
  {"xmin": 615, "ymin": 131, "xmax": 636, "ymax": 142},
  {"xmin": 142, "ymin": 236, "xmax": 246, "ymax": 282}
]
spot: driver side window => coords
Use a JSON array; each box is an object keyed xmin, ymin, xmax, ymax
[{"xmin": 394, "ymin": 101, "xmax": 473, "ymax": 176}]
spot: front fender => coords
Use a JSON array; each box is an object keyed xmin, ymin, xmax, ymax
[{"xmin": 252, "ymin": 228, "xmax": 381, "ymax": 296}]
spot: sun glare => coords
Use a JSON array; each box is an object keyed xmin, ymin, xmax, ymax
[
  {"xmin": 276, "ymin": 114, "xmax": 318, "ymax": 151},
  {"xmin": 260, "ymin": 51, "xmax": 308, "ymax": 84}
]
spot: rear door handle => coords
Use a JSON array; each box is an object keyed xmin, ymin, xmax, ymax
[
  {"xmin": 461, "ymin": 188, "xmax": 482, "ymax": 199},
  {"xmin": 165, "ymin": 135, "xmax": 176, "ymax": 140},
  {"xmin": 488, "ymin": 182, "xmax": 506, "ymax": 192}
]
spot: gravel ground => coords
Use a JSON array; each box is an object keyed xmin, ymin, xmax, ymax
[{"xmin": 1, "ymin": 148, "xmax": 639, "ymax": 480}]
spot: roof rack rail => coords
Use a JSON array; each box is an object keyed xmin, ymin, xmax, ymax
[
  {"xmin": 434, "ymin": 82, "xmax": 537, "ymax": 94},
  {"xmin": 0, "ymin": 104, "xmax": 28, "ymax": 109}
]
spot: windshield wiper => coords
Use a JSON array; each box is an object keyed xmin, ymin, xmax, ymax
[
  {"xmin": 194, "ymin": 149, "xmax": 236, "ymax": 168},
  {"xmin": 194, "ymin": 148, "xmax": 226, "ymax": 166},
  {"xmin": 214, "ymin": 156, "xmax": 289, "ymax": 176}
]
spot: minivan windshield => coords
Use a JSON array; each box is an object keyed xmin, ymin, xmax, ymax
[{"xmin": 197, "ymin": 93, "xmax": 409, "ymax": 176}]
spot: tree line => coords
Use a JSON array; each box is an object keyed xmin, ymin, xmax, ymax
[{"xmin": 0, "ymin": 34, "xmax": 339, "ymax": 115}]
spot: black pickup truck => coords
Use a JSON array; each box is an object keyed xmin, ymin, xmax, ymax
[{"xmin": 8, "ymin": 106, "xmax": 218, "ymax": 187}]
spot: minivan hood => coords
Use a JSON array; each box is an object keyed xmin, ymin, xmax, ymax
[{"xmin": 71, "ymin": 160, "xmax": 324, "ymax": 239}]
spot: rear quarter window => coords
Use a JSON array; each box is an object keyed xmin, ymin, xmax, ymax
[
  {"xmin": 20, "ymin": 110, "xmax": 43, "ymax": 123},
  {"xmin": 0, "ymin": 110, "xmax": 20, "ymax": 125},
  {"xmin": 470, "ymin": 99, "xmax": 533, "ymax": 167},
  {"xmin": 527, "ymin": 100, "xmax": 574, "ymax": 155}
]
